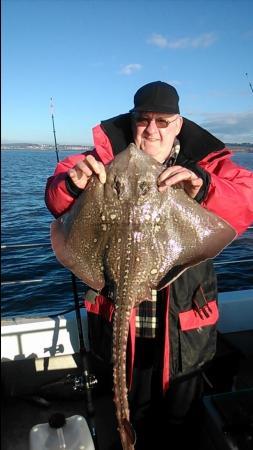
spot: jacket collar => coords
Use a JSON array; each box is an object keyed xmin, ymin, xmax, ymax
[{"xmin": 100, "ymin": 113, "xmax": 225, "ymax": 163}]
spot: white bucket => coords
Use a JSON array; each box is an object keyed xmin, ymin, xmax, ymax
[{"xmin": 29, "ymin": 414, "xmax": 95, "ymax": 450}]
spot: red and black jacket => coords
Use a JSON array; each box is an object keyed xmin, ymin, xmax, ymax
[{"xmin": 45, "ymin": 115, "xmax": 253, "ymax": 391}]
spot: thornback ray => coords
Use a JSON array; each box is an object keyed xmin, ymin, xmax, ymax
[{"xmin": 50, "ymin": 143, "xmax": 236, "ymax": 450}]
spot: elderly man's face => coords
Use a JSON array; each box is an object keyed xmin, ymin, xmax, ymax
[{"xmin": 133, "ymin": 112, "xmax": 183, "ymax": 163}]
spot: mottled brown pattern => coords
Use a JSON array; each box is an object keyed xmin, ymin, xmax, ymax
[{"xmin": 51, "ymin": 144, "xmax": 236, "ymax": 449}]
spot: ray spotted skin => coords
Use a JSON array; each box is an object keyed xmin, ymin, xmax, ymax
[{"xmin": 51, "ymin": 144, "xmax": 236, "ymax": 450}]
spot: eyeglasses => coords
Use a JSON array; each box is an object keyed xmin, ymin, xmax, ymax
[{"xmin": 134, "ymin": 115, "xmax": 179, "ymax": 129}]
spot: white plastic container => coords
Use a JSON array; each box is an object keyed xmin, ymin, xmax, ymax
[{"xmin": 29, "ymin": 413, "xmax": 95, "ymax": 450}]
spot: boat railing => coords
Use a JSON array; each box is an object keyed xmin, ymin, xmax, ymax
[{"xmin": 1, "ymin": 241, "xmax": 89, "ymax": 355}]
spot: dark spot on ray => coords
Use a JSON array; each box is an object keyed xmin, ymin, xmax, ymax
[
  {"xmin": 138, "ymin": 181, "xmax": 150, "ymax": 195},
  {"xmin": 114, "ymin": 177, "xmax": 124, "ymax": 198}
]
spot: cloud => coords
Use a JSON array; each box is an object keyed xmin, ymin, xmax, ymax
[
  {"xmin": 148, "ymin": 34, "xmax": 168, "ymax": 48},
  {"xmin": 199, "ymin": 111, "xmax": 253, "ymax": 143},
  {"xmin": 148, "ymin": 32, "xmax": 217, "ymax": 49},
  {"xmin": 120, "ymin": 64, "xmax": 142, "ymax": 75}
]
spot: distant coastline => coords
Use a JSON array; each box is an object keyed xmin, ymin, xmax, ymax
[
  {"xmin": 1, "ymin": 143, "xmax": 93, "ymax": 151},
  {"xmin": 1, "ymin": 142, "xmax": 253, "ymax": 152},
  {"xmin": 226, "ymin": 144, "xmax": 253, "ymax": 153}
]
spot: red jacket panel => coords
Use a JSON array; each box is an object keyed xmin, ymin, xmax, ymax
[
  {"xmin": 45, "ymin": 125, "xmax": 114, "ymax": 218},
  {"xmin": 200, "ymin": 150, "xmax": 253, "ymax": 235}
]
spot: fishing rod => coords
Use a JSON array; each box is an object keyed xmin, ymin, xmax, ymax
[
  {"xmin": 245, "ymin": 73, "xmax": 253, "ymax": 96},
  {"xmin": 50, "ymin": 97, "xmax": 60, "ymax": 162},
  {"xmin": 49, "ymin": 98, "xmax": 99, "ymax": 449},
  {"xmin": 49, "ymin": 96, "xmax": 86, "ymax": 352}
]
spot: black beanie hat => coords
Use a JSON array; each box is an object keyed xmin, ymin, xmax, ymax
[{"xmin": 130, "ymin": 81, "xmax": 180, "ymax": 114}]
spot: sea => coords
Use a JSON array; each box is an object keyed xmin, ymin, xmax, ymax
[{"xmin": 1, "ymin": 149, "xmax": 253, "ymax": 318}]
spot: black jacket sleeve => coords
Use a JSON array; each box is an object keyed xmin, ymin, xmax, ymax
[
  {"xmin": 183, "ymin": 161, "xmax": 211, "ymax": 203},
  {"xmin": 65, "ymin": 175, "xmax": 84, "ymax": 198}
]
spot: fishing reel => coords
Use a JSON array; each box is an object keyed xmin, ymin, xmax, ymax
[{"xmin": 65, "ymin": 373, "xmax": 98, "ymax": 392}]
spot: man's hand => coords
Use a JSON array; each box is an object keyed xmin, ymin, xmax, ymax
[
  {"xmin": 157, "ymin": 165, "xmax": 203, "ymax": 198},
  {"xmin": 68, "ymin": 155, "xmax": 106, "ymax": 190}
]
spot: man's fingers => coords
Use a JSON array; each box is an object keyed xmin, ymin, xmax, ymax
[
  {"xmin": 166, "ymin": 171, "xmax": 197, "ymax": 185},
  {"xmin": 68, "ymin": 155, "xmax": 106, "ymax": 189},
  {"xmin": 190, "ymin": 178, "xmax": 203, "ymax": 187},
  {"xmin": 69, "ymin": 161, "xmax": 92, "ymax": 180},
  {"xmin": 158, "ymin": 166, "xmax": 187, "ymax": 185},
  {"xmin": 98, "ymin": 170, "xmax": 106, "ymax": 184},
  {"xmin": 158, "ymin": 170, "xmax": 197, "ymax": 187},
  {"xmin": 85, "ymin": 155, "xmax": 101, "ymax": 173},
  {"xmin": 85, "ymin": 155, "xmax": 106, "ymax": 184},
  {"xmin": 157, "ymin": 166, "xmax": 203, "ymax": 198}
]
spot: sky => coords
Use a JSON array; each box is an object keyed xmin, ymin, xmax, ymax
[{"xmin": 2, "ymin": 0, "xmax": 253, "ymax": 145}]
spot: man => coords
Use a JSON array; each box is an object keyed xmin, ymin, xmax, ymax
[{"xmin": 45, "ymin": 81, "xmax": 253, "ymax": 449}]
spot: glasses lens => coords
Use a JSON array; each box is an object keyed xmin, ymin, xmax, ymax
[
  {"xmin": 135, "ymin": 117, "xmax": 149, "ymax": 127},
  {"xmin": 155, "ymin": 119, "xmax": 168, "ymax": 128},
  {"xmin": 134, "ymin": 116, "xmax": 177, "ymax": 128}
]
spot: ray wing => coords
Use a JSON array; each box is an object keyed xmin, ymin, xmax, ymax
[
  {"xmin": 51, "ymin": 178, "xmax": 106, "ymax": 291},
  {"xmin": 150, "ymin": 186, "xmax": 236, "ymax": 289}
]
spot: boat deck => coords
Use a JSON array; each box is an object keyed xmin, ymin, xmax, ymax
[
  {"xmin": 2, "ymin": 393, "xmax": 119, "ymax": 450},
  {"xmin": 2, "ymin": 330, "xmax": 253, "ymax": 450},
  {"xmin": 2, "ymin": 352, "xmax": 119, "ymax": 450}
]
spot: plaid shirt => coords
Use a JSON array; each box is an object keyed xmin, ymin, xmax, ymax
[{"xmin": 135, "ymin": 290, "xmax": 158, "ymax": 338}]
